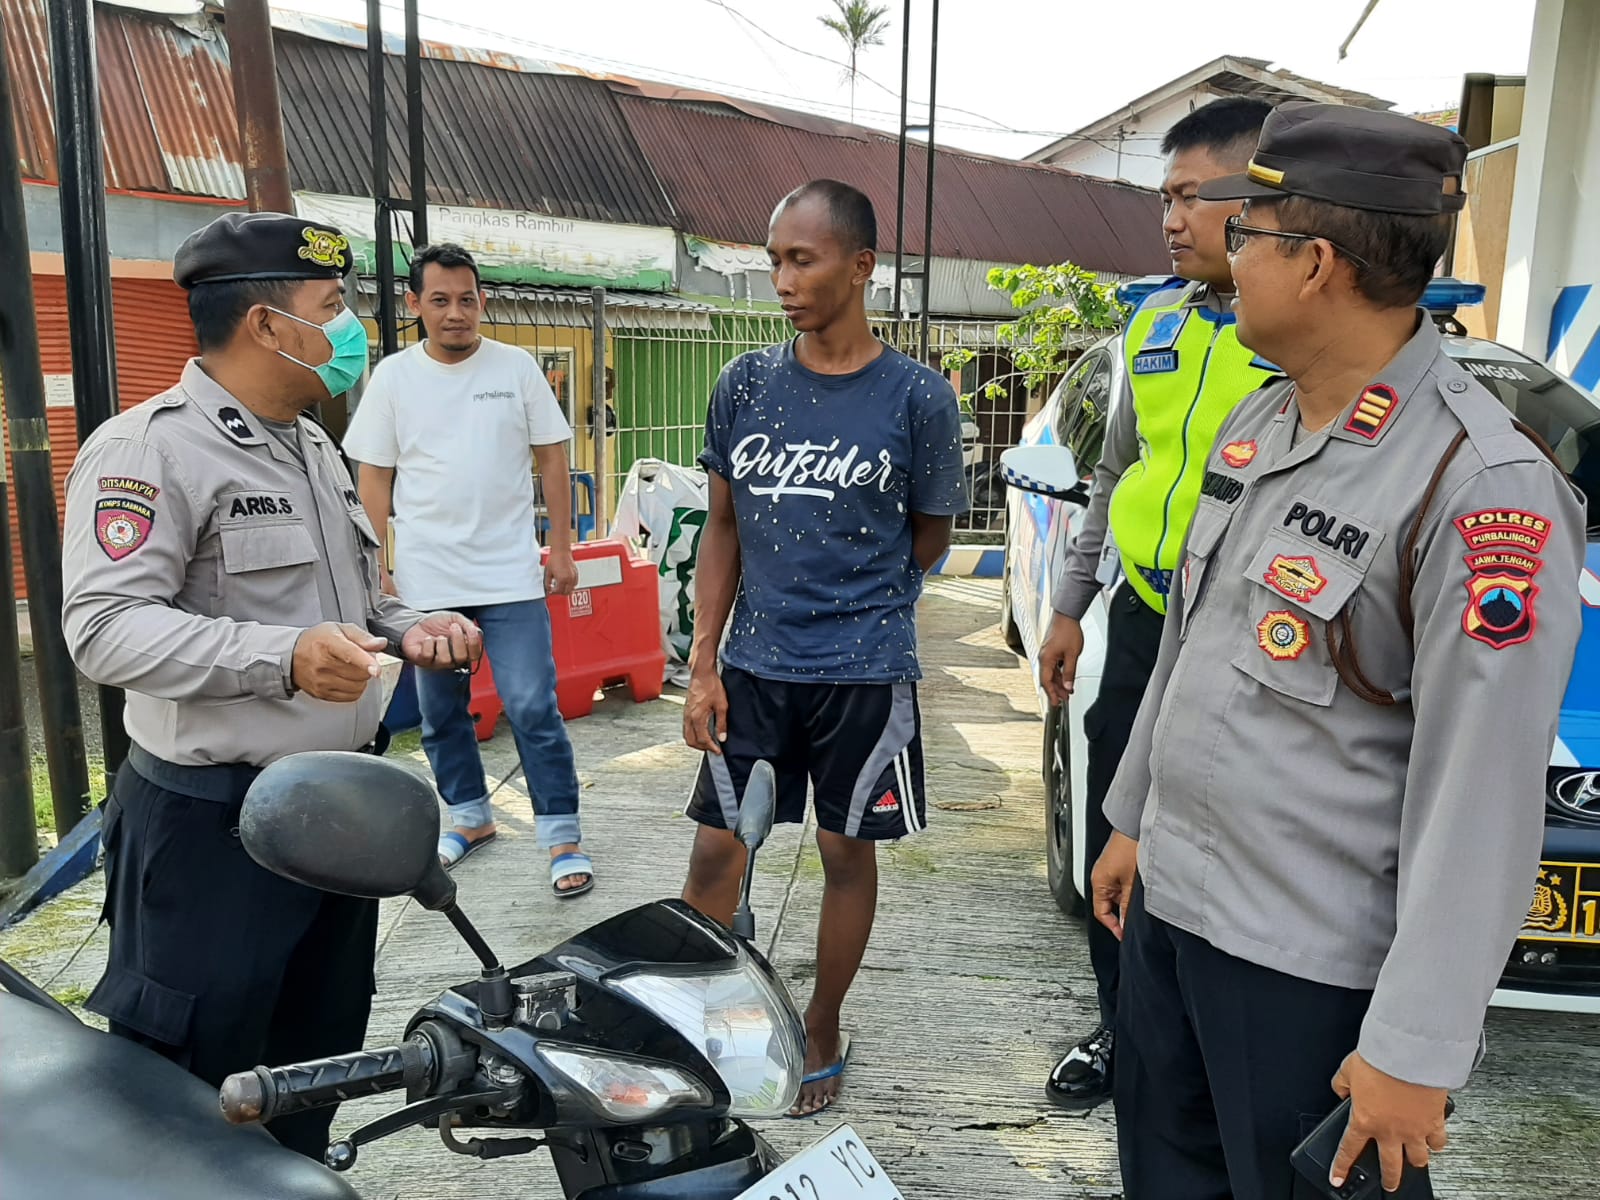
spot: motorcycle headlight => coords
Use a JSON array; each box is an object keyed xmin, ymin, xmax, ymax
[
  {"xmin": 536, "ymin": 1044, "xmax": 714, "ymax": 1122},
  {"xmin": 610, "ymin": 958, "xmax": 804, "ymax": 1118}
]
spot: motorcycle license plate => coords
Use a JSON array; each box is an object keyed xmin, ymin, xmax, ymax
[{"xmin": 735, "ymin": 1125, "xmax": 902, "ymax": 1200}]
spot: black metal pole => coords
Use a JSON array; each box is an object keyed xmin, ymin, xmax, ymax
[
  {"xmin": 368, "ymin": 0, "xmax": 397, "ymax": 358},
  {"xmin": 34, "ymin": 0, "xmax": 105, "ymax": 829},
  {"xmin": 0, "ymin": 4, "xmax": 36, "ymax": 879},
  {"xmin": 892, "ymin": 0, "xmax": 912, "ymax": 313},
  {"xmin": 591, "ymin": 287, "xmax": 607, "ymax": 534},
  {"xmin": 920, "ymin": 0, "xmax": 940, "ymax": 364},
  {"xmin": 0, "ymin": 459, "xmax": 35, "ymax": 879},
  {"xmin": 404, "ymin": 0, "xmax": 428, "ymax": 251}
]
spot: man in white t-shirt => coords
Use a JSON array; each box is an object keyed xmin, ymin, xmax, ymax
[{"xmin": 344, "ymin": 244, "xmax": 592, "ymax": 896}]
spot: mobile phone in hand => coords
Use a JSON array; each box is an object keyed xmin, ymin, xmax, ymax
[{"xmin": 1290, "ymin": 1096, "xmax": 1454, "ymax": 1200}]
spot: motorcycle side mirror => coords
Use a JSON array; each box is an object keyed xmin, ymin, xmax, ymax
[
  {"xmin": 240, "ymin": 752, "xmax": 456, "ymax": 913},
  {"xmin": 734, "ymin": 760, "xmax": 778, "ymax": 853},
  {"xmin": 730, "ymin": 761, "xmax": 778, "ymax": 941},
  {"xmin": 1000, "ymin": 445, "xmax": 1090, "ymax": 507}
]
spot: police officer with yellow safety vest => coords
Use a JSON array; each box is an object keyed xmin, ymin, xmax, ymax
[
  {"xmin": 61, "ymin": 212, "xmax": 483, "ymax": 1159},
  {"xmin": 1039, "ymin": 96, "xmax": 1274, "ymax": 1111},
  {"xmin": 1093, "ymin": 103, "xmax": 1584, "ymax": 1199}
]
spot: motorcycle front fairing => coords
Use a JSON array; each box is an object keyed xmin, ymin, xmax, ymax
[
  {"xmin": 394, "ymin": 901, "xmax": 791, "ymax": 1199},
  {"xmin": 404, "ymin": 900, "xmax": 803, "ymax": 1132},
  {"xmin": 0, "ymin": 990, "xmax": 359, "ymax": 1200}
]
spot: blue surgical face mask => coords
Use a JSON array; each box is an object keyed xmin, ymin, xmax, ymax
[{"xmin": 268, "ymin": 305, "xmax": 369, "ymax": 398}]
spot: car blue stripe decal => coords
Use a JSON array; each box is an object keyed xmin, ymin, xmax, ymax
[
  {"xmin": 1557, "ymin": 543, "xmax": 1600, "ymax": 766},
  {"xmin": 1547, "ymin": 284, "xmax": 1592, "ymax": 359}
]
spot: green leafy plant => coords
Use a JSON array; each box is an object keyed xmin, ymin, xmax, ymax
[{"xmin": 943, "ymin": 262, "xmax": 1130, "ymax": 404}]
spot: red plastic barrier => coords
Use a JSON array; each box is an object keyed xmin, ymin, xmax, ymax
[{"xmin": 467, "ymin": 538, "xmax": 666, "ymax": 735}]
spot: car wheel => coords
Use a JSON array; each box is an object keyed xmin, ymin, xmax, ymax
[
  {"xmin": 1000, "ymin": 546, "xmax": 1025, "ymax": 656},
  {"xmin": 1043, "ymin": 702, "xmax": 1085, "ymax": 917}
]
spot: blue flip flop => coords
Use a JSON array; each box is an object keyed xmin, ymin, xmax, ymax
[
  {"xmin": 551, "ymin": 851, "xmax": 595, "ymax": 898},
  {"xmin": 438, "ymin": 829, "xmax": 495, "ymax": 871},
  {"xmin": 789, "ymin": 1032, "xmax": 852, "ymax": 1118}
]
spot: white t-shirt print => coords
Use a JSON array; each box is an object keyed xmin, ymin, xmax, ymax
[{"xmin": 343, "ymin": 338, "xmax": 573, "ymax": 609}]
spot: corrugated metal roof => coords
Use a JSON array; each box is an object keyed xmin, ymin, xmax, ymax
[
  {"xmin": 4, "ymin": 1, "xmax": 1161, "ymax": 273},
  {"xmin": 615, "ymin": 95, "xmax": 1169, "ymax": 276},
  {"xmin": 273, "ymin": 32, "xmax": 675, "ymax": 229},
  {"xmin": 2, "ymin": 0, "xmax": 244, "ymax": 197},
  {"xmin": 119, "ymin": 14, "xmax": 243, "ymax": 198}
]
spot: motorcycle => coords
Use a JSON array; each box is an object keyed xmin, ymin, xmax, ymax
[{"xmin": 1, "ymin": 750, "xmax": 851, "ymax": 1200}]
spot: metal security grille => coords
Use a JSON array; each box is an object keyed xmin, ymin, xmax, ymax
[
  {"xmin": 612, "ymin": 313, "xmax": 1023, "ymax": 538},
  {"xmin": 350, "ymin": 280, "xmax": 1030, "ymax": 539}
]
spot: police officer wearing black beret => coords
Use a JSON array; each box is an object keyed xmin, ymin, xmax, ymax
[
  {"xmin": 1092, "ymin": 104, "xmax": 1585, "ymax": 1197},
  {"xmin": 62, "ymin": 212, "xmax": 483, "ymax": 1158}
]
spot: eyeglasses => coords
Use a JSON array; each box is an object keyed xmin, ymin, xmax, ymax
[{"xmin": 1224, "ymin": 216, "xmax": 1370, "ymax": 269}]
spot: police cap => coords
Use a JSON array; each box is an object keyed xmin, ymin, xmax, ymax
[
  {"xmin": 1198, "ymin": 102, "xmax": 1467, "ymax": 216},
  {"xmin": 174, "ymin": 212, "xmax": 354, "ymax": 290}
]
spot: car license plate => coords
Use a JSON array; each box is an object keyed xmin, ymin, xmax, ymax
[
  {"xmin": 735, "ymin": 1125, "xmax": 902, "ymax": 1200},
  {"xmin": 1520, "ymin": 860, "xmax": 1600, "ymax": 941}
]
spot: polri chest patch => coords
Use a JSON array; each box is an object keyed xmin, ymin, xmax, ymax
[{"xmin": 1278, "ymin": 494, "xmax": 1384, "ymax": 569}]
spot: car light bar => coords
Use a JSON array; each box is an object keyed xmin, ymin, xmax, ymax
[
  {"xmin": 1114, "ymin": 276, "xmax": 1172, "ymax": 308},
  {"xmin": 1421, "ymin": 278, "xmax": 1487, "ymax": 313},
  {"xmin": 1114, "ymin": 276, "xmax": 1487, "ymax": 316}
]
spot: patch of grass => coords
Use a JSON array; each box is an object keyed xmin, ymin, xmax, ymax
[
  {"xmin": 0, "ymin": 889, "xmax": 101, "ymax": 961},
  {"xmin": 885, "ymin": 841, "xmax": 939, "ymax": 875},
  {"xmin": 30, "ymin": 753, "xmax": 106, "ymax": 834},
  {"xmin": 51, "ymin": 984, "xmax": 90, "ymax": 1007},
  {"xmin": 387, "ymin": 729, "xmax": 424, "ymax": 756}
]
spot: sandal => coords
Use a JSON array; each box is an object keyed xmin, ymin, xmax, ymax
[
  {"xmin": 438, "ymin": 828, "xmax": 496, "ymax": 870},
  {"xmin": 551, "ymin": 851, "xmax": 594, "ymax": 898}
]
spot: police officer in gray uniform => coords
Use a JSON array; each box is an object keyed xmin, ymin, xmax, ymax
[
  {"xmin": 62, "ymin": 212, "xmax": 483, "ymax": 1158},
  {"xmin": 1091, "ymin": 104, "xmax": 1586, "ymax": 1199}
]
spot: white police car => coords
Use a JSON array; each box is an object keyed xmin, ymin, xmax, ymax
[{"xmin": 1000, "ymin": 278, "xmax": 1600, "ymax": 1014}]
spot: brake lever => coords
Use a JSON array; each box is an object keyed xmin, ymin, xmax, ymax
[{"xmin": 322, "ymin": 1084, "xmax": 515, "ymax": 1172}]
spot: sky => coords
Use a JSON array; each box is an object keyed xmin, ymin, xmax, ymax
[{"xmin": 271, "ymin": 0, "xmax": 1539, "ymax": 160}]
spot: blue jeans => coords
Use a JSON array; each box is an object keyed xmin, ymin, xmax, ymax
[{"xmin": 417, "ymin": 599, "xmax": 582, "ymax": 850}]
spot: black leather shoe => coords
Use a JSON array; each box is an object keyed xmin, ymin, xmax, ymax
[{"xmin": 1045, "ymin": 1023, "xmax": 1114, "ymax": 1110}]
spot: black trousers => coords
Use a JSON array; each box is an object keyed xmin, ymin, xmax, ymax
[
  {"xmin": 1082, "ymin": 582, "xmax": 1166, "ymax": 1026},
  {"xmin": 1114, "ymin": 883, "xmax": 1412, "ymax": 1200},
  {"xmin": 88, "ymin": 759, "xmax": 379, "ymax": 1159}
]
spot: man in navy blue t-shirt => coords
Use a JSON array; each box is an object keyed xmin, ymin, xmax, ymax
[{"xmin": 681, "ymin": 179, "xmax": 967, "ymax": 1117}]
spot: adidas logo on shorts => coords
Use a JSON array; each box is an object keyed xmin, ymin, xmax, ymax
[{"xmin": 872, "ymin": 789, "xmax": 900, "ymax": 814}]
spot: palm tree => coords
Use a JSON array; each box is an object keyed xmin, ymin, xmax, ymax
[{"xmin": 819, "ymin": 1, "xmax": 891, "ymax": 123}]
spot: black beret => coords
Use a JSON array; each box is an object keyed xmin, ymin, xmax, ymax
[
  {"xmin": 1199, "ymin": 102, "xmax": 1468, "ymax": 217},
  {"xmin": 174, "ymin": 212, "xmax": 354, "ymax": 290}
]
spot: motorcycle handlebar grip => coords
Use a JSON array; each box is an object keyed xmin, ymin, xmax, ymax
[{"xmin": 219, "ymin": 1037, "xmax": 433, "ymax": 1125}]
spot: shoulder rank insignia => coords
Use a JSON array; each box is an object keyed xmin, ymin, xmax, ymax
[
  {"xmin": 218, "ymin": 406, "xmax": 254, "ymax": 442},
  {"xmin": 1344, "ymin": 384, "xmax": 1398, "ymax": 439},
  {"xmin": 299, "ymin": 227, "xmax": 350, "ymax": 269}
]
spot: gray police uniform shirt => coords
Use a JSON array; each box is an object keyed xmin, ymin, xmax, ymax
[
  {"xmin": 62, "ymin": 360, "xmax": 427, "ymax": 768},
  {"xmin": 1103, "ymin": 317, "xmax": 1585, "ymax": 1089}
]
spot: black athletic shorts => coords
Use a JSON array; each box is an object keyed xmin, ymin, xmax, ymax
[{"xmin": 686, "ymin": 667, "xmax": 927, "ymax": 841}]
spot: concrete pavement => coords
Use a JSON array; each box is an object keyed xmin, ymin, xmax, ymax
[{"xmin": 3, "ymin": 578, "xmax": 1597, "ymax": 1198}]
